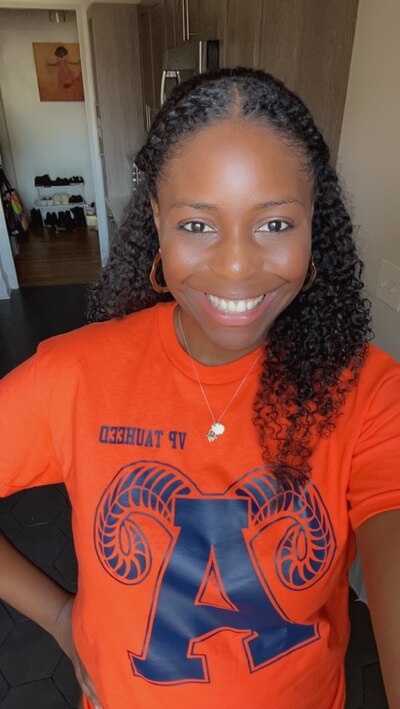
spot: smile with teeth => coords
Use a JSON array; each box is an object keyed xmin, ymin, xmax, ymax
[{"xmin": 206, "ymin": 294, "xmax": 265, "ymax": 314}]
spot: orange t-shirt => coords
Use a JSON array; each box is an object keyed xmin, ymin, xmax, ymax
[{"xmin": 1, "ymin": 302, "xmax": 400, "ymax": 709}]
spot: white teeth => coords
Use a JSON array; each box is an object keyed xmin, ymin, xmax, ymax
[{"xmin": 207, "ymin": 294, "xmax": 264, "ymax": 314}]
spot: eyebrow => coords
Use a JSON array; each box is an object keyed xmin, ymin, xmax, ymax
[
  {"xmin": 255, "ymin": 197, "xmax": 305, "ymax": 209},
  {"xmin": 171, "ymin": 197, "xmax": 305, "ymax": 210}
]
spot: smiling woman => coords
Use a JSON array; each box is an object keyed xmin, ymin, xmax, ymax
[
  {"xmin": 1, "ymin": 68, "xmax": 400, "ymax": 709},
  {"xmin": 88, "ymin": 67, "xmax": 370, "ymax": 488},
  {"xmin": 150, "ymin": 119, "xmax": 313, "ymax": 364}
]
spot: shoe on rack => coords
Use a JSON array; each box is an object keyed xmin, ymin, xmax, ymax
[
  {"xmin": 58, "ymin": 212, "xmax": 66, "ymax": 230},
  {"xmin": 53, "ymin": 177, "xmax": 69, "ymax": 186},
  {"xmin": 31, "ymin": 208, "xmax": 43, "ymax": 228},
  {"xmin": 35, "ymin": 174, "xmax": 52, "ymax": 187},
  {"xmin": 65, "ymin": 210, "xmax": 75, "ymax": 231},
  {"xmin": 53, "ymin": 193, "xmax": 62, "ymax": 205},
  {"xmin": 51, "ymin": 212, "xmax": 59, "ymax": 229},
  {"xmin": 71, "ymin": 206, "xmax": 86, "ymax": 227}
]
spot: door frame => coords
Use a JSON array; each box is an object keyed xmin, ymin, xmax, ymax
[{"xmin": 0, "ymin": 0, "xmax": 113, "ymax": 291}]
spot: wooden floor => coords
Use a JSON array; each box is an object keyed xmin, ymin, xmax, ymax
[{"xmin": 14, "ymin": 226, "xmax": 102, "ymax": 287}]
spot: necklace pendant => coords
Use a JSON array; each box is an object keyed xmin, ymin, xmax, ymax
[{"xmin": 207, "ymin": 422, "xmax": 225, "ymax": 442}]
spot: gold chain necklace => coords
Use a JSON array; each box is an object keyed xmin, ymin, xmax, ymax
[{"xmin": 177, "ymin": 309, "xmax": 263, "ymax": 442}]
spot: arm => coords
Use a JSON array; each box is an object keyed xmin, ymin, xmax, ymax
[
  {"xmin": 356, "ymin": 509, "xmax": 400, "ymax": 708},
  {"xmin": 0, "ymin": 532, "xmax": 102, "ymax": 708},
  {"xmin": 0, "ymin": 531, "xmax": 70, "ymax": 633}
]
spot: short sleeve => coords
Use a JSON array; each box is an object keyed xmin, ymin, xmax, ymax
[
  {"xmin": 347, "ymin": 372, "xmax": 400, "ymax": 530},
  {"xmin": 0, "ymin": 353, "xmax": 63, "ymax": 497}
]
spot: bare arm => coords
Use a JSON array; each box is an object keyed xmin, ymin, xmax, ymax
[
  {"xmin": 0, "ymin": 532, "xmax": 102, "ymax": 708},
  {"xmin": 0, "ymin": 531, "xmax": 70, "ymax": 633},
  {"xmin": 356, "ymin": 509, "xmax": 400, "ymax": 708}
]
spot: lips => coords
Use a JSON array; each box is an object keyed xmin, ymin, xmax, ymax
[{"xmin": 206, "ymin": 294, "xmax": 265, "ymax": 314}]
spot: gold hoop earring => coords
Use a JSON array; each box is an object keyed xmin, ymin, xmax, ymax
[
  {"xmin": 149, "ymin": 250, "xmax": 169, "ymax": 293},
  {"xmin": 301, "ymin": 258, "xmax": 317, "ymax": 292}
]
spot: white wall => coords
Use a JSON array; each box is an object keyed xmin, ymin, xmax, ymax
[
  {"xmin": 0, "ymin": 0, "xmax": 142, "ymax": 285},
  {"xmin": 0, "ymin": 8, "xmax": 95, "ymax": 209},
  {"xmin": 337, "ymin": 0, "xmax": 400, "ymax": 361}
]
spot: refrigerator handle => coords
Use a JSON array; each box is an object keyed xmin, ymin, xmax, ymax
[
  {"xmin": 145, "ymin": 104, "xmax": 151, "ymax": 132},
  {"xmin": 160, "ymin": 70, "xmax": 181, "ymax": 106},
  {"xmin": 185, "ymin": 0, "xmax": 190, "ymax": 41},
  {"xmin": 182, "ymin": 0, "xmax": 186, "ymax": 42}
]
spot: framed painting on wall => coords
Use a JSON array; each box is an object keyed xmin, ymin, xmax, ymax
[{"xmin": 33, "ymin": 42, "xmax": 85, "ymax": 102}]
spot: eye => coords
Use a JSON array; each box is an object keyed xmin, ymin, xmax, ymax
[
  {"xmin": 257, "ymin": 219, "xmax": 292, "ymax": 233},
  {"xmin": 179, "ymin": 221, "xmax": 215, "ymax": 234}
]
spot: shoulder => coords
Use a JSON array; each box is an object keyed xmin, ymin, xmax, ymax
[
  {"xmin": 338, "ymin": 343, "xmax": 399, "ymax": 438},
  {"xmin": 35, "ymin": 302, "xmax": 173, "ymax": 373},
  {"xmin": 348, "ymin": 342, "xmax": 400, "ymax": 442},
  {"xmin": 362, "ymin": 342, "xmax": 399, "ymax": 372},
  {"xmin": 352, "ymin": 343, "xmax": 399, "ymax": 398}
]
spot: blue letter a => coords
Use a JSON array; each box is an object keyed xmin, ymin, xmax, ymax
[{"xmin": 130, "ymin": 498, "xmax": 318, "ymax": 683}]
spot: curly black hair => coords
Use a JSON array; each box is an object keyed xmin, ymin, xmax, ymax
[{"xmin": 88, "ymin": 67, "xmax": 373, "ymax": 487}]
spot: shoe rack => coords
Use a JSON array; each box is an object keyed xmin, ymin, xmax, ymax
[{"xmin": 35, "ymin": 176, "xmax": 86, "ymax": 230}]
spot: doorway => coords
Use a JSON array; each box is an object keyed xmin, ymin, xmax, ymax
[{"xmin": 0, "ymin": 5, "xmax": 106, "ymax": 291}]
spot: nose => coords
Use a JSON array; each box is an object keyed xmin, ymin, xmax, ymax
[{"xmin": 209, "ymin": 231, "xmax": 260, "ymax": 284}]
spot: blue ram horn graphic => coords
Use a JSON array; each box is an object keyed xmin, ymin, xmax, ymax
[
  {"xmin": 95, "ymin": 462, "xmax": 196, "ymax": 584},
  {"xmin": 94, "ymin": 462, "xmax": 336, "ymax": 589},
  {"xmin": 232, "ymin": 470, "xmax": 336, "ymax": 590}
]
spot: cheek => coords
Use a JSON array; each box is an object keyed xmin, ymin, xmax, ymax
[
  {"xmin": 160, "ymin": 234, "xmax": 207, "ymax": 270},
  {"xmin": 262, "ymin": 237, "xmax": 311, "ymax": 280},
  {"xmin": 158, "ymin": 238, "xmax": 194, "ymax": 287}
]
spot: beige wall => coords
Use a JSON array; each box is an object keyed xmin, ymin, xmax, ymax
[{"xmin": 337, "ymin": 0, "xmax": 400, "ymax": 360}]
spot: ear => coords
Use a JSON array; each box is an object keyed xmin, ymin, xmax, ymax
[{"xmin": 150, "ymin": 196, "xmax": 160, "ymax": 232}]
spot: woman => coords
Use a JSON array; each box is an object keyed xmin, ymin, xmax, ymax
[{"xmin": 1, "ymin": 68, "xmax": 399, "ymax": 708}]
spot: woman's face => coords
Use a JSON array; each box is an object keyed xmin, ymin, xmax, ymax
[{"xmin": 151, "ymin": 119, "xmax": 314, "ymax": 365}]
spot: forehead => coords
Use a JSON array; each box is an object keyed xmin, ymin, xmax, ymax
[{"xmin": 157, "ymin": 119, "xmax": 313, "ymax": 204}]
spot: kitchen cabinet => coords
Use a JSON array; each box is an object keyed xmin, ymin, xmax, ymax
[
  {"xmin": 137, "ymin": 0, "xmax": 357, "ymax": 162},
  {"xmin": 196, "ymin": 0, "xmax": 219, "ymax": 40},
  {"xmin": 138, "ymin": 7, "xmax": 154, "ymax": 132},
  {"xmin": 164, "ymin": 0, "xmax": 178, "ymax": 48},
  {"xmin": 138, "ymin": 2, "xmax": 166, "ymax": 128},
  {"xmin": 164, "ymin": 0, "xmax": 185, "ymax": 46},
  {"xmin": 259, "ymin": 0, "xmax": 358, "ymax": 164},
  {"xmin": 164, "ymin": 0, "xmax": 219, "ymax": 47},
  {"xmin": 88, "ymin": 3, "xmax": 145, "ymax": 223},
  {"xmin": 219, "ymin": 0, "xmax": 359, "ymax": 164},
  {"xmin": 139, "ymin": 0, "xmax": 220, "ymax": 118},
  {"xmin": 219, "ymin": 0, "xmax": 263, "ymax": 69}
]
